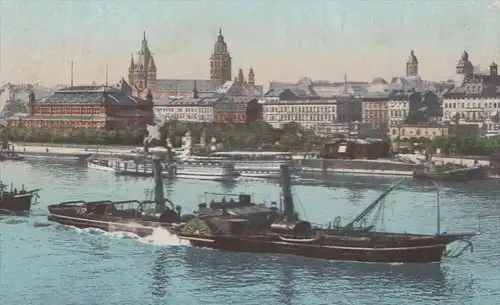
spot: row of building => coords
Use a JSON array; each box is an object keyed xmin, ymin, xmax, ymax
[{"xmin": 4, "ymin": 31, "xmax": 500, "ymax": 141}]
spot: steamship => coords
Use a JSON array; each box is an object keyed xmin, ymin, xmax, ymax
[
  {"xmin": 188, "ymin": 151, "xmax": 299, "ymax": 179},
  {"xmin": 88, "ymin": 158, "xmax": 239, "ymax": 181}
]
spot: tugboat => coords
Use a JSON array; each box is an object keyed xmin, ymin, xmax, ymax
[
  {"xmin": 0, "ymin": 182, "xmax": 41, "ymax": 215},
  {"xmin": 47, "ymin": 158, "xmax": 184, "ymax": 236},
  {"xmin": 175, "ymin": 164, "xmax": 478, "ymax": 263}
]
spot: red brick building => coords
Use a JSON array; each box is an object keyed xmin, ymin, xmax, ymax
[
  {"xmin": 8, "ymin": 84, "xmax": 153, "ymax": 129},
  {"xmin": 213, "ymin": 97, "xmax": 261, "ymax": 124}
]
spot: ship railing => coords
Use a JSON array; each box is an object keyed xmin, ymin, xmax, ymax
[{"xmin": 58, "ymin": 200, "xmax": 89, "ymax": 206}]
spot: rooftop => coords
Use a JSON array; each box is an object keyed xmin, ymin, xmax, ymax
[
  {"xmin": 156, "ymin": 79, "xmax": 218, "ymax": 93},
  {"xmin": 153, "ymin": 97, "xmax": 221, "ymax": 107},
  {"xmin": 37, "ymin": 88, "xmax": 148, "ymax": 106}
]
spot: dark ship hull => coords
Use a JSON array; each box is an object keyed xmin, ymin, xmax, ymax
[
  {"xmin": 47, "ymin": 200, "xmax": 182, "ymax": 237},
  {"xmin": 0, "ymin": 193, "xmax": 34, "ymax": 215},
  {"xmin": 178, "ymin": 231, "xmax": 472, "ymax": 263},
  {"xmin": 47, "ymin": 213, "xmax": 163, "ymax": 237},
  {"xmin": 413, "ymin": 166, "xmax": 488, "ymax": 182},
  {"xmin": 0, "ymin": 155, "xmax": 23, "ymax": 161}
]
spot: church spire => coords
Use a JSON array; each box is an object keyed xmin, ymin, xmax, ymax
[
  {"xmin": 248, "ymin": 67, "xmax": 255, "ymax": 85},
  {"xmin": 237, "ymin": 68, "xmax": 244, "ymax": 84},
  {"xmin": 129, "ymin": 54, "xmax": 135, "ymax": 70}
]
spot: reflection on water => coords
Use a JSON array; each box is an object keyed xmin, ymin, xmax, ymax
[
  {"xmin": 179, "ymin": 246, "xmax": 447, "ymax": 304},
  {"xmin": 150, "ymin": 250, "xmax": 170, "ymax": 299},
  {"xmin": 278, "ymin": 267, "xmax": 296, "ymax": 305}
]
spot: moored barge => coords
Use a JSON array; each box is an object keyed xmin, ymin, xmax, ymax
[{"xmin": 0, "ymin": 182, "xmax": 41, "ymax": 215}]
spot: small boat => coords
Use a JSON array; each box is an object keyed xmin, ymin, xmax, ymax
[
  {"xmin": 413, "ymin": 162, "xmax": 488, "ymax": 182},
  {"xmin": 0, "ymin": 151, "xmax": 23, "ymax": 161},
  {"xmin": 0, "ymin": 182, "xmax": 41, "ymax": 215}
]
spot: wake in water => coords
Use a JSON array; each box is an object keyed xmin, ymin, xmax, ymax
[
  {"xmin": 140, "ymin": 227, "xmax": 191, "ymax": 246},
  {"xmin": 53, "ymin": 224, "xmax": 190, "ymax": 247}
]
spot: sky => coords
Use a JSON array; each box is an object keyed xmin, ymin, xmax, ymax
[{"xmin": 0, "ymin": 0, "xmax": 499, "ymax": 87}]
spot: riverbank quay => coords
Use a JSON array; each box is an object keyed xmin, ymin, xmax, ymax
[
  {"xmin": 11, "ymin": 143, "xmax": 414, "ymax": 176},
  {"xmin": 12, "ymin": 143, "xmax": 136, "ymax": 161},
  {"xmin": 10, "ymin": 142, "xmax": 492, "ymax": 178}
]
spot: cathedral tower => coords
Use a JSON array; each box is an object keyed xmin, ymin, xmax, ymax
[
  {"xmin": 406, "ymin": 50, "xmax": 418, "ymax": 77},
  {"xmin": 128, "ymin": 31, "xmax": 157, "ymax": 95},
  {"xmin": 210, "ymin": 28, "xmax": 232, "ymax": 87}
]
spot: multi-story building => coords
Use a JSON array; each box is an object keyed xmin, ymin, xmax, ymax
[
  {"xmin": 388, "ymin": 98, "xmax": 409, "ymax": 126},
  {"xmin": 214, "ymin": 97, "xmax": 261, "ymax": 124},
  {"xmin": 7, "ymin": 84, "xmax": 153, "ymax": 129},
  {"xmin": 387, "ymin": 90, "xmax": 441, "ymax": 126},
  {"xmin": 261, "ymin": 89, "xmax": 335, "ymax": 129},
  {"xmin": 153, "ymin": 95, "xmax": 261, "ymax": 124},
  {"xmin": 153, "ymin": 97, "xmax": 220, "ymax": 123},
  {"xmin": 361, "ymin": 92, "xmax": 389, "ymax": 129},
  {"xmin": 442, "ymin": 52, "xmax": 500, "ymax": 136}
]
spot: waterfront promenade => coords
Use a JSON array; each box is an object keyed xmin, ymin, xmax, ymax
[{"xmin": 10, "ymin": 142, "xmax": 490, "ymax": 176}]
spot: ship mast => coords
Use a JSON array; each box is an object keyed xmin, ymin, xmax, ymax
[
  {"xmin": 434, "ymin": 180, "xmax": 441, "ymax": 235},
  {"xmin": 280, "ymin": 164, "xmax": 297, "ymax": 221},
  {"xmin": 343, "ymin": 177, "xmax": 404, "ymax": 230}
]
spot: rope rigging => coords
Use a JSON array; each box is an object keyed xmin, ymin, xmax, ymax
[{"xmin": 444, "ymin": 239, "xmax": 475, "ymax": 258}]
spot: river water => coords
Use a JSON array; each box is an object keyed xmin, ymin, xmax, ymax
[{"xmin": 0, "ymin": 160, "xmax": 499, "ymax": 305}]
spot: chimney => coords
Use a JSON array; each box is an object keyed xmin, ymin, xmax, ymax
[
  {"xmin": 152, "ymin": 158, "xmax": 165, "ymax": 213},
  {"xmin": 280, "ymin": 164, "xmax": 297, "ymax": 222}
]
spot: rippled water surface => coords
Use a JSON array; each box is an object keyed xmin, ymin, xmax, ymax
[{"xmin": 0, "ymin": 160, "xmax": 499, "ymax": 305}]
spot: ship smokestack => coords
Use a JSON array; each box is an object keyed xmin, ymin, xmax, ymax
[
  {"xmin": 152, "ymin": 158, "xmax": 165, "ymax": 212},
  {"xmin": 280, "ymin": 164, "xmax": 297, "ymax": 221}
]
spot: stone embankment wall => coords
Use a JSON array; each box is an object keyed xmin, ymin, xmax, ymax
[
  {"xmin": 397, "ymin": 153, "xmax": 490, "ymax": 167},
  {"xmin": 293, "ymin": 158, "xmax": 416, "ymax": 171},
  {"xmin": 12, "ymin": 142, "xmax": 138, "ymax": 151},
  {"xmin": 432, "ymin": 157, "xmax": 489, "ymax": 167}
]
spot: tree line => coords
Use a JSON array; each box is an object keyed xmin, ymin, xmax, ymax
[
  {"xmin": 430, "ymin": 135, "xmax": 500, "ymax": 156},
  {"xmin": 2, "ymin": 121, "xmax": 325, "ymax": 151},
  {"xmin": 5, "ymin": 120, "xmax": 499, "ymax": 155}
]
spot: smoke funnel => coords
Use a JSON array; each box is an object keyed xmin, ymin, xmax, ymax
[{"xmin": 152, "ymin": 158, "xmax": 165, "ymax": 212}]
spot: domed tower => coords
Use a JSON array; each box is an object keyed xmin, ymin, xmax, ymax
[
  {"xmin": 128, "ymin": 31, "xmax": 157, "ymax": 94},
  {"xmin": 406, "ymin": 50, "xmax": 418, "ymax": 77},
  {"xmin": 456, "ymin": 50, "xmax": 474, "ymax": 76},
  {"xmin": 248, "ymin": 67, "xmax": 255, "ymax": 85},
  {"xmin": 209, "ymin": 28, "xmax": 232, "ymax": 87}
]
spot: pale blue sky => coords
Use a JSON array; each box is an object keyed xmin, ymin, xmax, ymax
[{"xmin": 0, "ymin": 0, "xmax": 499, "ymax": 86}]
